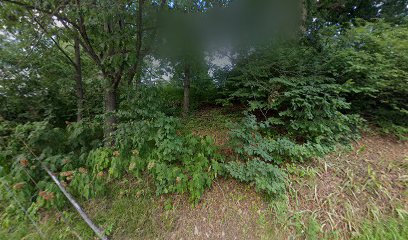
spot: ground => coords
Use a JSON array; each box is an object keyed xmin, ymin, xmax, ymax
[
  {"xmin": 153, "ymin": 131, "xmax": 407, "ymax": 240},
  {"xmin": 3, "ymin": 108, "xmax": 407, "ymax": 240}
]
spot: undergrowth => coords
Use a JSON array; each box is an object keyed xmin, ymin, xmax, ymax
[
  {"xmin": 352, "ymin": 213, "xmax": 408, "ymax": 240},
  {"xmin": 222, "ymin": 76, "xmax": 362, "ymax": 198},
  {"xmin": 0, "ymin": 177, "xmax": 165, "ymax": 239}
]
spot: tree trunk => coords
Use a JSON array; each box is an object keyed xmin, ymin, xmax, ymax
[
  {"xmin": 135, "ymin": 66, "xmax": 143, "ymax": 90},
  {"xmin": 300, "ymin": 0, "xmax": 307, "ymax": 33},
  {"xmin": 182, "ymin": 63, "xmax": 190, "ymax": 118},
  {"xmin": 74, "ymin": 36, "xmax": 85, "ymax": 122},
  {"xmin": 104, "ymin": 83, "xmax": 117, "ymax": 146},
  {"xmin": 128, "ymin": 0, "xmax": 144, "ymax": 86}
]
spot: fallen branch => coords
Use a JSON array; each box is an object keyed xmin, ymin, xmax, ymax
[{"xmin": 20, "ymin": 139, "xmax": 109, "ymax": 240}]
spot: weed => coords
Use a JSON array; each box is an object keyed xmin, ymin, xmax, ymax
[{"xmin": 352, "ymin": 212, "xmax": 408, "ymax": 240}]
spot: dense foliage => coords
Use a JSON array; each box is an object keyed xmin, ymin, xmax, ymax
[
  {"xmin": 115, "ymin": 116, "xmax": 223, "ymax": 204},
  {"xmin": 324, "ymin": 20, "xmax": 408, "ymax": 138},
  {"xmin": 0, "ymin": 0, "xmax": 407, "ymax": 238},
  {"xmin": 225, "ymin": 76, "xmax": 362, "ymax": 162},
  {"xmin": 224, "ymin": 160, "xmax": 286, "ymax": 196},
  {"xmin": 0, "ymin": 107, "xmax": 223, "ymax": 212}
]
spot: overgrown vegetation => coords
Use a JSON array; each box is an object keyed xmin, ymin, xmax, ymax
[
  {"xmin": 1, "ymin": 0, "xmax": 407, "ymax": 239},
  {"xmin": 325, "ymin": 20, "xmax": 408, "ymax": 138}
]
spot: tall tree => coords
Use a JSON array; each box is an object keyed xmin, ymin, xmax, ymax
[
  {"xmin": 74, "ymin": 35, "xmax": 85, "ymax": 121},
  {"xmin": 182, "ymin": 62, "xmax": 191, "ymax": 117},
  {"xmin": 31, "ymin": 16, "xmax": 86, "ymax": 121},
  {"xmin": 2, "ymin": 0, "xmax": 168, "ymax": 144},
  {"xmin": 0, "ymin": 30, "xmax": 80, "ymax": 124}
]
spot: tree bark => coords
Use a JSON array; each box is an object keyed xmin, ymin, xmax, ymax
[
  {"xmin": 300, "ymin": 0, "xmax": 307, "ymax": 33},
  {"xmin": 104, "ymin": 82, "xmax": 117, "ymax": 146},
  {"xmin": 135, "ymin": 67, "xmax": 142, "ymax": 91},
  {"xmin": 128, "ymin": 0, "xmax": 144, "ymax": 86},
  {"xmin": 182, "ymin": 63, "xmax": 191, "ymax": 118},
  {"xmin": 74, "ymin": 36, "xmax": 85, "ymax": 121}
]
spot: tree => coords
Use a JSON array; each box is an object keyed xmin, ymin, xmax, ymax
[
  {"xmin": 73, "ymin": 36, "xmax": 85, "ymax": 121},
  {"xmin": 309, "ymin": 0, "xmax": 408, "ymax": 26},
  {"xmin": 155, "ymin": 0, "xmax": 210, "ymax": 117},
  {"xmin": 2, "ymin": 0, "xmax": 168, "ymax": 144},
  {"xmin": 31, "ymin": 16, "xmax": 86, "ymax": 121},
  {"xmin": 182, "ymin": 62, "xmax": 191, "ymax": 117}
]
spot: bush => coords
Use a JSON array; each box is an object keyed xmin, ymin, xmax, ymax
[
  {"xmin": 0, "ymin": 119, "xmax": 104, "ymax": 215},
  {"xmin": 117, "ymin": 86, "xmax": 224, "ymax": 204},
  {"xmin": 227, "ymin": 76, "xmax": 362, "ymax": 164},
  {"xmin": 114, "ymin": 114, "xmax": 223, "ymax": 205},
  {"xmin": 224, "ymin": 160, "xmax": 286, "ymax": 196},
  {"xmin": 324, "ymin": 20, "xmax": 408, "ymax": 137},
  {"xmin": 1, "ymin": 90, "xmax": 224, "ymax": 220},
  {"xmin": 220, "ymin": 44, "xmax": 362, "ymax": 197}
]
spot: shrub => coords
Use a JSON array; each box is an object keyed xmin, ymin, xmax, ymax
[
  {"xmin": 1, "ymin": 97, "xmax": 223, "ymax": 215},
  {"xmin": 219, "ymin": 44, "xmax": 363, "ymax": 197},
  {"xmin": 227, "ymin": 76, "xmax": 362, "ymax": 164},
  {"xmin": 114, "ymin": 114, "xmax": 223, "ymax": 205},
  {"xmin": 224, "ymin": 160, "xmax": 286, "ymax": 196},
  {"xmin": 0, "ymin": 119, "xmax": 104, "ymax": 213},
  {"xmin": 324, "ymin": 20, "xmax": 408, "ymax": 137}
]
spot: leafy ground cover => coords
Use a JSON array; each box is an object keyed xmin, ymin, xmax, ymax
[{"xmin": 2, "ymin": 108, "xmax": 406, "ymax": 239}]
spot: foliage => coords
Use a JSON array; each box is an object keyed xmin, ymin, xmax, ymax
[
  {"xmin": 0, "ymin": 27, "xmax": 100, "ymax": 125},
  {"xmin": 118, "ymin": 86, "xmax": 223, "ymax": 204},
  {"xmin": 0, "ymin": 119, "xmax": 104, "ymax": 218},
  {"xmin": 1, "ymin": 113, "xmax": 222, "ymax": 216},
  {"xmin": 0, "ymin": 90, "xmax": 226, "ymax": 234},
  {"xmin": 224, "ymin": 160, "xmax": 286, "ymax": 197},
  {"xmin": 308, "ymin": 0, "xmax": 408, "ymax": 27},
  {"xmin": 119, "ymin": 85, "xmax": 181, "ymax": 118},
  {"xmin": 169, "ymin": 59, "xmax": 220, "ymax": 111},
  {"xmin": 156, "ymin": 81, "xmax": 220, "ymax": 117},
  {"xmin": 0, "ymin": 1, "xmax": 407, "ymax": 237},
  {"xmin": 352, "ymin": 212, "xmax": 408, "ymax": 240},
  {"xmin": 226, "ymin": 76, "xmax": 362, "ymax": 164},
  {"xmin": 220, "ymin": 43, "xmax": 363, "ymax": 199},
  {"xmin": 323, "ymin": 20, "xmax": 408, "ymax": 138},
  {"xmin": 223, "ymin": 20, "xmax": 408, "ymax": 140},
  {"xmin": 0, "ymin": 178, "xmax": 165, "ymax": 240},
  {"xmin": 114, "ymin": 112, "xmax": 223, "ymax": 205}
]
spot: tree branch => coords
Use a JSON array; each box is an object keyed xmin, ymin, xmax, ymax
[
  {"xmin": 127, "ymin": 0, "xmax": 167, "ymax": 84},
  {"xmin": 75, "ymin": 0, "xmax": 102, "ymax": 67},
  {"xmin": 2, "ymin": 0, "xmax": 79, "ymax": 28},
  {"xmin": 30, "ymin": 14, "xmax": 76, "ymax": 67},
  {"xmin": 4, "ymin": 0, "xmax": 104, "ymax": 69}
]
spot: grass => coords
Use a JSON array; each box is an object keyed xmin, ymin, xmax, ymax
[
  {"xmin": 83, "ymin": 177, "xmax": 167, "ymax": 239},
  {"xmin": 1, "ymin": 109, "xmax": 407, "ymax": 239},
  {"xmin": 0, "ymin": 207, "xmax": 91, "ymax": 240},
  {"xmin": 352, "ymin": 213, "xmax": 408, "ymax": 240},
  {"xmin": 259, "ymin": 133, "xmax": 408, "ymax": 240},
  {"xmin": 0, "ymin": 177, "xmax": 168, "ymax": 239}
]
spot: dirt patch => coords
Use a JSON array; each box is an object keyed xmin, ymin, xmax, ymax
[{"xmin": 161, "ymin": 178, "xmax": 270, "ymax": 240}]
